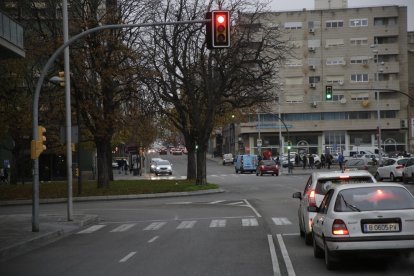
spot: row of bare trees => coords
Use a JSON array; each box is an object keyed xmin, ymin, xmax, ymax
[{"xmin": 0, "ymin": 0, "xmax": 290, "ymax": 187}]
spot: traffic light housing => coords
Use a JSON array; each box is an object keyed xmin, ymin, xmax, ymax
[
  {"xmin": 325, "ymin": 85, "xmax": 333, "ymax": 101},
  {"xmin": 31, "ymin": 126, "xmax": 47, "ymax": 159},
  {"xmin": 58, "ymin": 71, "xmax": 65, "ymax": 87},
  {"xmin": 206, "ymin": 10, "xmax": 230, "ymax": 49},
  {"xmin": 287, "ymin": 141, "xmax": 292, "ymax": 150}
]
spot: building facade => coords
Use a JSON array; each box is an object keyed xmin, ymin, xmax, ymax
[{"xmin": 222, "ymin": 5, "xmax": 410, "ymax": 158}]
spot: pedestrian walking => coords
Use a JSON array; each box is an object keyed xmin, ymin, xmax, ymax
[
  {"xmin": 337, "ymin": 153, "xmax": 345, "ymax": 172},
  {"xmin": 302, "ymin": 155, "xmax": 307, "ymax": 169},
  {"xmin": 309, "ymin": 154, "xmax": 314, "ymax": 169},
  {"xmin": 320, "ymin": 154, "xmax": 325, "ymax": 168},
  {"xmin": 326, "ymin": 154, "xmax": 332, "ymax": 169}
]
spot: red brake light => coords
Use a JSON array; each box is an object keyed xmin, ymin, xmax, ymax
[
  {"xmin": 339, "ymin": 175, "xmax": 350, "ymax": 179},
  {"xmin": 308, "ymin": 190, "xmax": 316, "ymax": 207},
  {"xmin": 332, "ymin": 219, "xmax": 349, "ymax": 235}
]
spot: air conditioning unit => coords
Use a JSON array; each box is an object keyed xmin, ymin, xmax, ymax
[
  {"xmin": 401, "ymin": 119, "xmax": 408, "ymax": 128},
  {"xmin": 309, "ymin": 65, "xmax": 316, "ymax": 70},
  {"xmin": 338, "ymin": 81, "xmax": 344, "ymax": 86},
  {"xmin": 311, "ymin": 101, "xmax": 317, "ymax": 108},
  {"xmin": 309, "ymin": 47, "xmax": 316, "ymax": 52},
  {"xmin": 309, "ymin": 83, "xmax": 316, "ymax": 88},
  {"xmin": 309, "ymin": 28, "xmax": 315, "ymax": 33}
]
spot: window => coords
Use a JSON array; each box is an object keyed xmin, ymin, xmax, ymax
[
  {"xmin": 350, "ymin": 38, "xmax": 368, "ymax": 46},
  {"xmin": 308, "ymin": 39, "xmax": 321, "ymax": 48},
  {"xmin": 285, "ymin": 95, "xmax": 304, "ymax": 103},
  {"xmin": 350, "ymin": 56, "xmax": 370, "ymax": 64},
  {"xmin": 326, "ymin": 38, "xmax": 345, "ymax": 47},
  {"xmin": 349, "ymin": 19, "xmax": 368, "ymax": 27},
  {"xmin": 351, "ymin": 74, "xmax": 368, "ymax": 82},
  {"xmin": 285, "ymin": 77, "xmax": 303, "ymax": 85},
  {"xmin": 285, "ymin": 59, "xmax": 302, "ymax": 67},
  {"xmin": 375, "ymin": 36, "xmax": 398, "ymax": 44},
  {"xmin": 374, "ymin": 17, "xmax": 398, "ymax": 27},
  {"xmin": 326, "ymin": 76, "xmax": 345, "ymax": 85},
  {"xmin": 326, "ymin": 20, "xmax": 343, "ymax": 28},
  {"xmin": 326, "ymin": 57, "xmax": 345, "ymax": 65},
  {"xmin": 285, "ymin": 22, "xmax": 302, "ymax": 29},
  {"xmin": 308, "ymin": 21, "xmax": 320, "ymax": 29},
  {"xmin": 332, "ymin": 94, "xmax": 344, "ymax": 101},
  {"xmin": 350, "ymin": 93, "xmax": 369, "ymax": 101},
  {"xmin": 309, "ymin": 76, "xmax": 321, "ymax": 83}
]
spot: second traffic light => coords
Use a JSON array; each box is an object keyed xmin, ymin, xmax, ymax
[
  {"xmin": 206, "ymin": 10, "xmax": 230, "ymax": 49},
  {"xmin": 31, "ymin": 125, "xmax": 47, "ymax": 159},
  {"xmin": 325, "ymin": 85, "xmax": 333, "ymax": 101}
]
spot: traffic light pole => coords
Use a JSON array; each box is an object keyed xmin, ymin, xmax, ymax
[{"xmin": 31, "ymin": 18, "xmax": 210, "ymax": 232}]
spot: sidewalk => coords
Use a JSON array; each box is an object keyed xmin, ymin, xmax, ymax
[{"xmin": 0, "ymin": 213, "xmax": 98, "ymax": 262}]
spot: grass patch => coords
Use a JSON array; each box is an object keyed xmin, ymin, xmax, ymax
[{"xmin": 0, "ymin": 180, "xmax": 219, "ymax": 201}]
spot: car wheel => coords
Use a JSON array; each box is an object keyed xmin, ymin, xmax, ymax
[
  {"xmin": 375, "ymin": 172, "xmax": 382, "ymax": 181},
  {"xmin": 299, "ymin": 218, "xmax": 305, "ymax": 237},
  {"xmin": 169, "ymin": 172, "xmax": 172, "ymax": 175},
  {"xmin": 276, "ymin": 173, "xmax": 279, "ymax": 176},
  {"xmin": 272, "ymin": 173, "xmax": 274, "ymax": 176},
  {"xmin": 313, "ymin": 234, "xmax": 323, "ymax": 258},
  {"xmin": 324, "ymin": 240, "xmax": 336, "ymax": 270},
  {"xmin": 305, "ymin": 231, "xmax": 312, "ymax": 246},
  {"xmin": 256, "ymin": 171, "xmax": 259, "ymax": 176},
  {"xmin": 235, "ymin": 169, "xmax": 238, "ymax": 174},
  {"xmin": 390, "ymin": 173, "xmax": 395, "ymax": 182},
  {"xmin": 260, "ymin": 172, "xmax": 263, "ymax": 176}
]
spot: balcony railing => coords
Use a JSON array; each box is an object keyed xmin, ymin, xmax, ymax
[{"xmin": 0, "ymin": 10, "xmax": 24, "ymax": 57}]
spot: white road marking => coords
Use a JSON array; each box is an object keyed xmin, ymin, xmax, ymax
[
  {"xmin": 267, "ymin": 235, "xmax": 281, "ymax": 276},
  {"xmin": 242, "ymin": 218, "xmax": 259, "ymax": 227},
  {"xmin": 77, "ymin": 224, "xmax": 106, "ymax": 234},
  {"xmin": 144, "ymin": 222, "xmax": 166, "ymax": 231},
  {"xmin": 210, "ymin": 219, "xmax": 226, "ymax": 228},
  {"xmin": 282, "ymin": 233, "xmax": 300, "ymax": 236},
  {"xmin": 209, "ymin": 200, "xmax": 225, "ymax": 204},
  {"xmin": 148, "ymin": 236, "xmax": 159, "ymax": 243},
  {"xmin": 272, "ymin": 217, "xmax": 292, "ymax": 225},
  {"xmin": 277, "ymin": 234, "xmax": 296, "ymax": 276},
  {"xmin": 243, "ymin": 199, "xmax": 262, "ymax": 217},
  {"xmin": 119, "ymin": 252, "xmax": 136, "ymax": 263},
  {"xmin": 110, "ymin": 223, "xmax": 136, "ymax": 232},
  {"xmin": 227, "ymin": 201, "xmax": 244, "ymax": 205},
  {"xmin": 177, "ymin": 220, "xmax": 197, "ymax": 229}
]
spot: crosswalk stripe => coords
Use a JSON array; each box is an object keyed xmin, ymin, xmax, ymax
[
  {"xmin": 242, "ymin": 218, "xmax": 259, "ymax": 227},
  {"xmin": 144, "ymin": 222, "xmax": 167, "ymax": 231},
  {"xmin": 210, "ymin": 219, "xmax": 226, "ymax": 228},
  {"xmin": 272, "ymin": 217, "xmax": 292, "ymax": 225},
  {"xmin": 110, "ymin": 223, "xmax": 136, "ymax": 232},
  {"xmin": 77, "ymin": 224, "xmax": 106, "ymax": 234},
  {"xmin": 209, "ymin": 200, "xmax": 225, "ymax": 204},
  {"xmin": 177, "ymin": 220, "xmax": 197, "ymax": 229}
]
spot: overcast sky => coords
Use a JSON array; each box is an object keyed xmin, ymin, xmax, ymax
[{"xmin": 269, "ymin": 0, "xmax": 414, "ymax": 31}]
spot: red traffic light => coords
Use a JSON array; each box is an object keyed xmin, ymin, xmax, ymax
[{"xmin": 205, "ymin": 10, "xmax": 230, "ymax": 49}]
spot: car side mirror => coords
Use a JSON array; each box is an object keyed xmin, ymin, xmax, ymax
[
  {"xmin": 292, "ymin": 192, "xmax": 302, "ymax": 200},
  {"xmin": 307, "ymin": 206, "xmax": 319, "ymax": 212}
]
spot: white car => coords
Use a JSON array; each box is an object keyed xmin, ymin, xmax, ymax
[
  {"xmin": 312, "ymin": 183, "xmax": 414, "ymax": 270},
  {"xmin": 154, "ymin": 160, "xmax": 173, "ymax": 176},
  {"xmin": 222, "ymin": 153, "xmax": 234, "ymax": 165},
  {"xmin": 375, "ymin": 158, "xmax": 409, "ymax": 182},
  {"xmin": 150, "ymin": 158, "xmax": 164, "ymax": 173},
  {"xmin": 402, "ymin": 157, "xmax": 414, "ymax": 183},
  {"xmin": 292, "ymin": 170, "xmax": 376, "ymax": 245}
]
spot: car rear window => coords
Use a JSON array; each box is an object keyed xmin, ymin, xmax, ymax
[
  {"xmin": 334, "ymin": 186, "xmax": 414, "ymax": 212},
  {"xmin": 315, "ymin": 177, "xmax": 374, "ymax": 195},
  {"xmin": 262, "ymin": 160, "xmax": 276, "ymax": 166}
]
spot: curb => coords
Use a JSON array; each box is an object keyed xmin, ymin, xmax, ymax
[{"xmin": 0, "ymin": 188, "xmax": 226, "ymax": 206}]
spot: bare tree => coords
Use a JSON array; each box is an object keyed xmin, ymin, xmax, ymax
[{"xmin": 138, "ymin": 0, "xmax": 289, "ymax": 184}]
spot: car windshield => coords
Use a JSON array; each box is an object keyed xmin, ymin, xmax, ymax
[
  {"xmin": 157, "ymin": 161, "xmax": 170, "ymax": 165},
  {"xmin": 334, "ymin": 186, "xmax": 414, "ymax": 212},
  {"xmin": 315, "ymin": 176, "xmax": 374, "ymax": 195}
]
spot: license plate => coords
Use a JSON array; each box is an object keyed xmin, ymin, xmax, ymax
[{"xmin": 363, "ymin": 223, "xmax": 400, "ymax": 232}]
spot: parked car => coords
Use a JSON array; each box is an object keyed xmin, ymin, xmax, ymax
[
  {"xmin": 112, "ymin": 161, "xmax": 119, "ymax": 169},
  {"xmin": 312, "ymin": 183, "xmax": 414, "ymax": 270},
  {"xmin": 159, "ymin": 148, "xmax": 168, "ymax": 155},
  {"xmin": 171, "ymin": 148, "xmax": 182, "ymax": 155},
  {"xmin": 153, "ymin": 160, "xmax": 173, "ymax": 176},
  {"xmin": 256, "ymin": 160, "xmax": 279, "ymax": 176},
  {"xmin": 375, "ymin": 158, "xmax": 409, "ymax": 182},
  {"xmin": 235, "ymin": 154, "xmax": 258, "ymax": 174},
  {"xmin": 402, "ymin": 157, "xmax": 414, "ymax": 183},
  {"xmin": 344, "ymin": 158, "xmax": 377, "ymax": 175},
  {"xmin": 222, "ymin": 153, "xmax": 234, "ymax": 165},
  {"xmin": 292, "ymin": 170, "xmax": 376, "ymax": 245}
]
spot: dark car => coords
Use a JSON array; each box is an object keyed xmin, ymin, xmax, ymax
[
  {"xmin": 159, "ymin": 148, "xmax": 168, "ymax": 155},
  {"xmin": 256, "ymin": 160, "xmax": 279, "ymax": 176}
]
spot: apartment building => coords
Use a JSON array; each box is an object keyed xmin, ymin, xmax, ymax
[{"xmin": 222, "ymin": 5, "xmax": 410, "ymax": 157}]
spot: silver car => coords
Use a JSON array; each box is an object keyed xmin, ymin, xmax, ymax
[
  {"xmin": 292, "ymin": 170, "xmax": 376, "ymax": 245},
  {"xmin": 312, "ymin": 183, "xmax": 414, "ymax": 270},
  {"xmin": 154, "ymin": 160, "xmax": 173, "ymax": 176}
]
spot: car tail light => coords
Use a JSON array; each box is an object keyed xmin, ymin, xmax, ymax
[
  {"xmin": 332, "ymin": 219, "xmax": 349, "ymax": 235},
  {"xmin": 261, "ymin": 165, "xmax": 265, "ymax": 170},
  {"xmin": 308, "ymin": 190, "xmax": 316, "ymax": 207}
]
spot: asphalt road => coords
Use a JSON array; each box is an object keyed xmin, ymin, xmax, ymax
[{"xmin": 1, "ymin": 154, "xmax": 413, "ymax": 275}]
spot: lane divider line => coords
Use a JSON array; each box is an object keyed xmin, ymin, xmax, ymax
[
  {"xmin": 243, "ymin": 199, "xmax": 262, "ymax": 218},
  {"xmin": 276, "ymin": 234, "xmax": 296, "ymax": 276},
  {"xmin": 119, "ymin": 251, "xmax": 136, "ymax": 263},
  {"xmin": 148, "ymin": 236, "xmax": 159, "ymax": 243},
  {"xmin": 267, "ymin": 234, "xmax": 281, "ymax": 276}
]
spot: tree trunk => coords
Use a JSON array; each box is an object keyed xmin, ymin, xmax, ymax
[
  {"xmin": 187, "ymin": 147, "xmax": 196, "ymax": 180},
  {"xmin": 196, "ymin": 149, "xmax": 207, "ymax": 185},
  {"xmin": 95, "ymin": 138, "xmax": 112, "ymax": 188}
]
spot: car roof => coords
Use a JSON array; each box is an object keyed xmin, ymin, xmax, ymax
[
  {"xmin": 312, "ymin": 170, "xmax": 374, "ymax": 179},
  {"xmin": 329, "ymin": 182, "xmax": 409, "ymax": 192}
]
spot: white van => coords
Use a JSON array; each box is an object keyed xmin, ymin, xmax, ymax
[{"xmin": 222, "ymin": 153, "xmax": 234, "ymax": 165}]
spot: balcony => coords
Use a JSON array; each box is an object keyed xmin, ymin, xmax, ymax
[{"xmin": 0, "ymin": 10, "xmax": 25, "ymax": 58}]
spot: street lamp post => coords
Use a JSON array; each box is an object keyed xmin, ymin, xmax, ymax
[{"xmin": 372, "ymin": 44, "xmax": 382, "ymax": 165}]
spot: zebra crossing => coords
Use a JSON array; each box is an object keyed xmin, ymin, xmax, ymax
[{"xmin": 77, "ymin": 217, "xmax": 292, "ymax": 234}]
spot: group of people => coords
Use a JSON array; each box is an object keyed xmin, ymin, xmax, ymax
[{"xmin": 294, "ymin": 153, "xmax": 338, "ymax": 170}]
